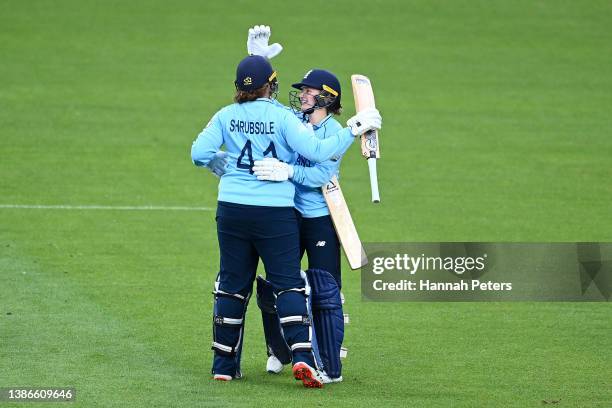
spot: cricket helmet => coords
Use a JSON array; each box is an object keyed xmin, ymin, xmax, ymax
[
  {"xmin": 235, "ymin": 55, "xmax": 278, "ymax": 93},
  {"xmin": 289, "ymin": 69, "xmax": 342, "ymax": 114}
]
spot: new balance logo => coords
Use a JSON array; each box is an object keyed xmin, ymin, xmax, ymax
[{"xmin": 316, "ymin": 241, "xmax": 326, "ymax": 247}]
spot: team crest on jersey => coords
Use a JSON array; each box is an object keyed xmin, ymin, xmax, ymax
[{"xmin": 243, "ymin": 76, "xmax": 252, "ymax": 86}]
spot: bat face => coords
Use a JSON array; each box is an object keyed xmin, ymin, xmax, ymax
[
  {"xmin": 322, "ymin": 176, "xmax": 368, "ymax": 269},
  {"xmin": 351, "ymin": 75, "xmax": 381, "ymax": 160},
  {"xmin": 351, "ymin": 75, "xmax": 376, "ymax": 110}
]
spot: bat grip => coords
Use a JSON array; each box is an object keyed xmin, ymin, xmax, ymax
[{"xmin": 367, "ymin": 158, "xmax": 380, "ymax": 203}]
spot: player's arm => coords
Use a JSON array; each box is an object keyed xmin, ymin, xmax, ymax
[
  {"xmin": 292, "ymin": 159, "xmax": 339, "ymax": 187},
  {"xmin": 191, "ymin": 112, "xmax": 225, "ymax": 168},
  {"xmin": 283, "ymin": 113, "xmax": 353, "ymax": 163},
  {"xmin": 253, "ymin": 152, "xmax": 340, "ymax": 188},
  {"xmin": 253, "ymin": 156, "xmax": 339, "ymax": 186},
  {"xmin": 284, "ymin": 108, "xmax": 381, "ymax": 163}
]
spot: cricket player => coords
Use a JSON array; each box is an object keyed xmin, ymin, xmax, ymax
[
  {"xmin": 247, "ymin": 25, "xmax": 356, "ymax": 383},
  {"xmin": 191, "ymin": 54, "xmax": 381, "ymax": 387}
]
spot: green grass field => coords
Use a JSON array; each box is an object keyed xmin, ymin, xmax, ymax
[{"xmin": 1, "ymin": 0, "xmax": 611, "ymax": 406}]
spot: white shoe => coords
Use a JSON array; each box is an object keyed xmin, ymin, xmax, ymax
[
  {"xmin": 266, "ymin": 355, "xmax": 284, "ymax": 374},
  {"xmin": 320, "ymin": 372, "xmax": 343, "ymax": 384},
  {"xmin": 292, "ymin": 362, "xmax": 324, "ymax": 388},
  {"xmin": 213, "ymin": 374, "xmax": 233, "ymax": 381}
]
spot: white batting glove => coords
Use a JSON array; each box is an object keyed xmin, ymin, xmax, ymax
[
  {"xmin": 253, "ymin": 157, "xmax": 294, "ymax": 181},
  {"xmin": 207, "ymin": 151, "xmax": 228, "ymax": 177},
  {"xmin": 346, "ymin": 107, "xmax": 382, "ymax": 136},
  {"xmin": 247, "ymin": 25, "xmax": 283, "ymax": 59}
]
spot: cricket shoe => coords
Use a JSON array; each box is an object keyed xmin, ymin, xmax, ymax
[
  {"xmin": 320, "ymin": 372, "xmax": 343, "ymax": 384},
  {"xmin": 213, "ymin": 371, "xmax": 242, "ymax": 381},
  {"xmin": 292, "ymin": 362, "xmax": 324, "ymax": 388},
  {"xmin": 266, "ymin": 355, "xmax": 284, "ymax": 374}
]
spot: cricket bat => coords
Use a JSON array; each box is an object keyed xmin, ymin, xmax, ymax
[
  {"xmin": 351, "ymin": 74, "xmax": 381, "ymax": 203},
  {"xmin": 322, "ymin": 176, "xmax": 368, "ymax": 269}
]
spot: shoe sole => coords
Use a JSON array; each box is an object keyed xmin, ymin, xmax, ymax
[{"xmin": 292, "ymin": 363, "xmax": 323, "ymax": 388}]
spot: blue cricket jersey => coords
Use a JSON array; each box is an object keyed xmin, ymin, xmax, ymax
[
  {"xmin": 291, "ymin": 115, "xmax": 344, "ymax": 218},
  {"xmin": 191, "ymin": 98, "xmax": 354, "ymax": 207}
]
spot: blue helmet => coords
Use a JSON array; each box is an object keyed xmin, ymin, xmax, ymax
[
  {"xmin": 289, "ymin": 69, "xmax": 341, "ymax": 114},
  {"xmin": 235, "ymin": 55, "xmax": 278, "ymax": 92}
]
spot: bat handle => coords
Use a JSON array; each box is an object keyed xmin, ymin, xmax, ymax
[{"xmin": 367, "ymin": 158, "xmax": 380, "ymax": 203}]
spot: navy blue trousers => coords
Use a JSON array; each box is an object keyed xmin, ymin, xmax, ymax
[
  {"xmin": 298, "ymin": 214, "xmax": 342, "ymax": 288},
  {"xmin": 216, "ymin": 201, "xmax": 303, "ymax": 294}
]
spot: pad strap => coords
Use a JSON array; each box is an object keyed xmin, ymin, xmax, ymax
[
  {"xmin": 279, "ymin": 315, "xmax": 311, "ymax": 326},
  {"xmin": 277, "ymin": 287, "xmax": 307, "ymax": 297},
  {"xmin": 213, "ymin": 289, "xmax": 246, "ymax": 301},
  {"xmin": 214, "ymin": 316, "xmax": 244, "ymax": 327},
  {"xmin": 291, "ymin": 342, "xmax": 312, "ymax": 352},
  {"xmin": 212, "ymin": 341, "xmax": 237, "ymax": 356}
]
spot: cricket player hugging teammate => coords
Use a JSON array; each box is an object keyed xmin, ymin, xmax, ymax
[{"xmin": 190, "ymin": 25, "xmax": 382, "ymax": 388}]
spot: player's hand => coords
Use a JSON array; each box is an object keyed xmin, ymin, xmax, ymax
[
  {"xmin": 247, "ymin": 25, "xmax": 283, "ymax": 59},
  {"xmin": 347, "ymin": 107, "xmax": 382, "ymax": 136},
  {"xmin": 253, "ymin": 157, "xmax": 294, "ymax": 181},
  {"xmin": 207, "ymin": 151, "xmax": 228, "ymax": 177}
]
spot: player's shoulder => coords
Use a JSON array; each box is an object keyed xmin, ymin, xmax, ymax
[
  {"xmin": 269, "ymin": 100, "xmax": 295, "ymax": 117},
  {"xmin": 326, "ymin": 116, "xmax": 343, "ymax": 131},
  {"xmin": 252, "ymin": 99, "xmax": 294, "ymax": 119},
  {"xmin": 216, "ymin": 101, "xmax": 274, "ymax": 120},
  {"xmin": 268, "ymin": 98, "xmax": 289, "ymax": 110},
  {"xmin": 272, "ymin": 104, "xmax": 308, "ymax": 127},
  {"xmin": 319, "ymin": 115, "xmax": 343, "ymax": 136},
  {"xmin": 213, "ymin": 103, "xmax": 237, "ymax": 119}
]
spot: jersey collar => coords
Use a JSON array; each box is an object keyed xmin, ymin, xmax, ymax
[{"xmin": 312, "ymin": 114, "xmax": 332, "ymax": 130}]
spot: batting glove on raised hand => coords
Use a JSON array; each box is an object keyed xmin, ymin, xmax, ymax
[
  {"xmin": 253, "ymin": 157, "xmax": 293, "ymax": 181},
  {"xmin": 207, "ymin": 151, "xmax": 228, "ymax": 178},
  {"xmin": 346, "ymin": 107, "xmax": 382, "ymax": 136},
  {"xmin": 247, "ymin": 25, "xmax": 283, "ymax": 59}
]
